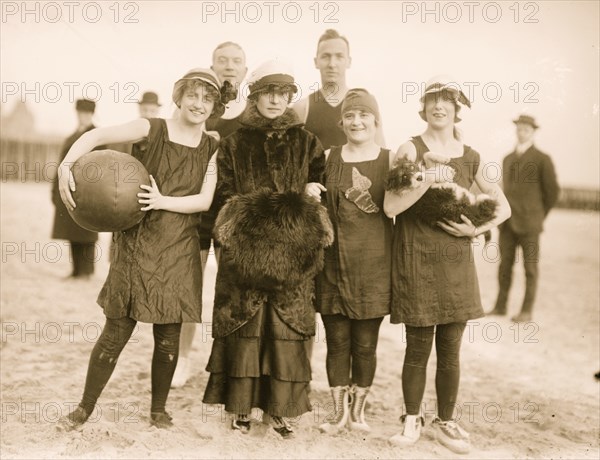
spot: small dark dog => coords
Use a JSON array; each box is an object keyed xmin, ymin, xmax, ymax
[{"xmin": 385, "ymin": 153, "xmax": 497, "ymax": 243}]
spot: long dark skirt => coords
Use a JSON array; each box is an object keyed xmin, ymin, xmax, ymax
[{"xmin": 203, "ymin": 302, "xmax": 312, "ymax": 418}]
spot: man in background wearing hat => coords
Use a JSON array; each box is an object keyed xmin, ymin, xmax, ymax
[
  {"xmin": 51, "ymin": 99, "xmax": 102, "ymax": 279},
  {"xmin": 137, "ymin": 91, "xmax": 161, "ymax": 119},
  {"xmin": 293, "ymin": 29, "xmax": 385, "ymax": 149},
  {"xmin": 490, "ymin": 114, "xmax": 560, "ymax": 322},
  {"xmin": 105, "ymin": 91, "xmax": 162, "ymax": 158},
  {"xmin": 132, "ymin": 91, "xmax": 161, "ymax": 157}
]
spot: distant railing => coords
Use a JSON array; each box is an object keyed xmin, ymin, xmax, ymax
[
  {"xmin": 2, "ymin": 138, "xmax": 599, "ymax": 211},
  {"xmin": 556, "ymin": 187, "xmax": 600, "ymax": 212},
  {"xmin": 0, "ymin": 138, "xmax": 132, "ymax": 183},
  {"xmin": 1, "ymin": 137, "xmax": 62, "ymax": 183}
]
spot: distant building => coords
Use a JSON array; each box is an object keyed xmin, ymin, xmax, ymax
[
  {"xmin": 0, "ymin": 101, "xmax": 62, "ymax": 143},
  {"xmin": 1, "ymin": 101, "xmax": 36, "ymax": 140},
  {"xmin": 0, "ymin": 101, "xmax": 64, "ymax": 181}
]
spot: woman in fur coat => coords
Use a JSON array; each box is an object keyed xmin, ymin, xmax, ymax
[{"xmin": 202, "ymin": 60, "xmax": 327, "ymax": 439}]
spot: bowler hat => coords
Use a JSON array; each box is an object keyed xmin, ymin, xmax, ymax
[
  {"xmin": 513, "ymin": 114, "xmax": 539, "ymax": 129},
  {"xmin": 75, "ymin": 99, "xmax": 95, "ymax": 113},
  {"xmin": 138, "ymin": 91, "xmax": 161, "ymax": 106}
]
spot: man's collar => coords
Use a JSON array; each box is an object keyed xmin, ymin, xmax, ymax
[{"xmin": 515, "ymin": 140, "xmax": 533, "ymax": 155}]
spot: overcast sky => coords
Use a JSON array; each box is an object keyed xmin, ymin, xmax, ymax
[{"xmin": 1, "ymin": 0, "xmax": 598, "ymax": 187}]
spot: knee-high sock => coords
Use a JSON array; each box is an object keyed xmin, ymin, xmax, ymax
[
  {"xmin": 79, "ymin": 317, "xmax": 137, "ymax": 413},
  {"xmin": 151, "ymin": 323, "xmax": 182, "ymax": 413}
]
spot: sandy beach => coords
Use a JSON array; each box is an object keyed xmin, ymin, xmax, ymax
[{"xmin": 1, "ymin": 181, "xmax": 598, "ymax": 459}]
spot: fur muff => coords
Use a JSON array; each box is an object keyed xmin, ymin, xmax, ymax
[
  {"xmin": 215, "ymin": 188, "xmax": 334, "ymax": 291},
  {"xmin": 385, "ymin": 158, "xmax": 497, "ymax": 242}
]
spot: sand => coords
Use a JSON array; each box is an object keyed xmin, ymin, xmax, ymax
[{"xmin": 1, "ymin": 181, "xmax": 598, "ymax": 459}]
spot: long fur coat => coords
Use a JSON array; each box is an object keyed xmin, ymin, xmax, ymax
[{"xmin": 211, "ymin": 102, "xmax": 327, "ymax": 338}]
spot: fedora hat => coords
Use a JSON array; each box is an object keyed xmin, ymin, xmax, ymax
[
  {"xmin": 75, "ymin": 99, "xmax": 96, "ymax": 113},
  {"xmin": 513, "ymin": 114, "xmax": 539, "ymax": 129},
  {"xmin": 138, "ymin": 91, "xmax": 161, "ymax": 106}
]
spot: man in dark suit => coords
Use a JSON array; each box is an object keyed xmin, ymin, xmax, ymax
[
  {"xmin": 489, "ymin": 115, "xmax": 560, "ymax": 321},
  {"xmin": 51, "ymin": 99, "xmax": 100, "ymax": 279}
]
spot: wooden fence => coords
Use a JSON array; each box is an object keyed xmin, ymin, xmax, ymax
[
  {"xmin": 556, "ymin": 187, "xmax": 600, "ymax": 211},
  {"xmin": 0, "ymin": 138, "xmax": 62, "ymax": 183}
]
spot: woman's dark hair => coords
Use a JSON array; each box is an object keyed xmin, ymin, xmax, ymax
[
  {"xmin": 172, "ymin": 79, "xmax": 236, "ymax": 119},
  {"xmin": 247, "ymin": 84, "xmax": 296, "ymax": 103},
  {"xmin": 419, "ymin": 91, "xmax": 463, "ymax": 138}
]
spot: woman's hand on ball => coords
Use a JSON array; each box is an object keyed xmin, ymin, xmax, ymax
[
  {"xmin": 58, "ymin": 164, "xmax": 77, "ymax": 211},
  {"xmin": 138, "ymin": 175, "xmax": 165, "ymax": 211}
]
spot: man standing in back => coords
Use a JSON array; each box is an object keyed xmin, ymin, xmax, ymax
[
  {"xmin": 293, "ymin": 29, "xmax": 385, "ymax": 150},
  {"xmin": 489, "ymin": 114, "xmax": 560, "ymax": 322}
]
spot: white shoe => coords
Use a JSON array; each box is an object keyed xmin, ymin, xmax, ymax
[
  {"xmin": 170, "ymin": 357, "xmax": 190, "ymax": 388},
  {"xmin": 389, "ymin": 414, "xmax": 424, "ymax": 446},
  {"xmin": 431, "ymin": 416, "xmax": 471, "ymax": 454},
  {"xmin": 348, "ymin": 385, "xmax": 371, "ymax": 432},
  {"xmin": 319, "ymin": 386, "xmax": 350, "ymax": 434}
]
